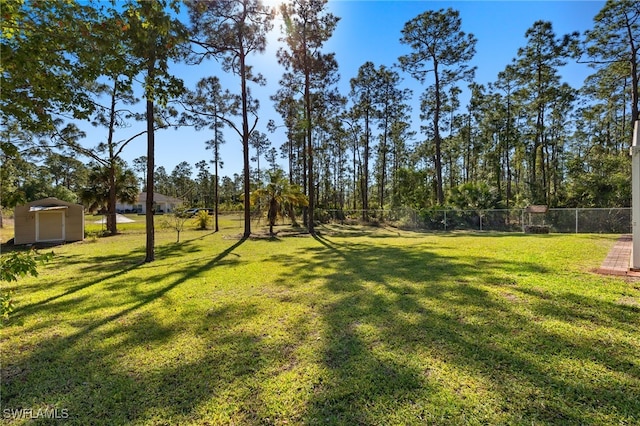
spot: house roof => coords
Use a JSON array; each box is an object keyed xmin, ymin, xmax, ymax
[{"xmin": 137, "ymin": 192, "xmax": 183, "ymax": 204}]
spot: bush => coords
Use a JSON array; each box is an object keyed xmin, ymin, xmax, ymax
[
  {"xmin": 193, "ymin": 210, "xmax": 212, "ymax": 230},
  {"xmin": 524, "ymin": 225, "xmax": 550, "ymax": 234}
]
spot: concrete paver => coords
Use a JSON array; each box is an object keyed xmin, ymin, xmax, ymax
[{"xmin": 597, "ymin": 234, "xmax": 640, "ymax": 277}]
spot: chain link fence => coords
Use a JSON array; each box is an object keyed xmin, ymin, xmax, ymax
[
  {"xmin": 322, "ymin": 208, "xmax": 631, "ymax": 234},
  {"xmin": 197, "ymin": 208, "xmax": 631, "ymax": 234}
]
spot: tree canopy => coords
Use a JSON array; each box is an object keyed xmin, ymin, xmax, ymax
[{"xmin": 2, "ymin": 0, "xmax": 638, "ymax": 243}]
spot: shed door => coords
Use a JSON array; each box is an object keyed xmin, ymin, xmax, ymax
[{"xmin": 36, "ymin": 211, "xmax": 65, "ymax": 242}]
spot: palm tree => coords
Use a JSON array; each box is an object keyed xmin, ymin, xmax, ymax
[
  {"xmin": 251, "ymin": 169, "xmax": 308, "ymax": 236},
  {"xmin": 81, "ymin": 160, "xmax": 139, "ymax": 234}
]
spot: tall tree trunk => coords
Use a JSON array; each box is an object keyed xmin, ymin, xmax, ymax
[
  {"xmin": 626, "ymin": 17, "xmax": 639, "ymax": 125},
  {"xmin": 362, "ymin": 110, "xmax": 369, "ymax": 221},
  {"xmin": 433, "ymin": 61, "xmax": 444, "ymax": 205},
  {"xmin": 268, "ymin": 197, "xmax": 277, "ymax": 236},
  {"xmin": 240, "ymin": 49, "xmax": 251, "ymax": 239},
  {"xmin": 108, "ymin": 162, "xmax": 117, "ymax": 235},
  {"xmin": 305, "ymin": 71, "xmax": 315, "ymax": 235},
  {"xmin": 302, "ymin": 133, "xmax": 308, "ymax": 227},
  {"xmin": 465, "ymin": 114, "xmax": 471, "ymax": 183},
  {"xmin": 288, "ymin": 138, "xmax": 294, "ymax": 184},
  {"xmin": 380, "ymin": 124, "xmax": 388, "ymax": 211},
  {"xmin": 145, "ymin": 97, "xmax": 155, "ymax": 263},
  {"xmin": 144, "ymin": 46, "xmax": 156, "ymax": 263},
  {"xmin": 505, "ymin": 97, "xmax": 512, "ymax": 208},
  {"xmin": 107, "ymin": 79, "xmax": 118, "ymax": 235},
  {"xmin": 214, "ymin": 137, "xmax": 219, "ymax": 233},
  {"xmin": 353, "ymin": 136, "xmax": 358, "ymax": 211}
]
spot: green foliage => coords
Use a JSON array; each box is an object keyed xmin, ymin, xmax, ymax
[
  {"xmin": 119, "ymin": 0, "xmax": 189, "ymax": 263},
  {"xmin": 193, "ymin": 209, "xmax": 211, "ymax": 231},
  {"xmin": 50, "ymin": 185, "xmax": 79, "ymax": 204},
  {"xmin": 584, "ymin": 0, "xmax": 639, "ymax": 123},
  {"xmin": 121, "ymin": 0, "xmax": 187, "ymax": 106},
  {"xmin": 447, "ymin": 182, "xmax": 501, "ymax": 210},
  {"xmin": 0, "ymin": 290, "xmax": 15, "ymax": 320},
  {"xmin": 1, "ymin": 0, "xmax": 107, "ymax": 132},
  {"xmin": 278, "ymin": 0, "xmax": 340, "ymax": 234},
  {"xmin": 565, "ymin": 151, "xmax": 631, "ymax": 208},
  {"xmin": 80, "ymin": 160, "xmax": 139, "ymax": 213},
  {"xmin": 513, "ymin": 21, "xmax": 579, "ymax": 205},
  {"xmin": 0, "ymin": 125, "xmax": 29, "ymax": 209},
  {"xmin": 0, "ymin": 125, "xmax": 89, "ymax": 208},
  {"xmin": 392, "ymin": 168, "xmax": 431, "ymax": 209},
  {"xmin": 1, "ymin": 251, "xmax": 50, "ymax": 282},
  {"xmin": 251, "ymin": 169, "xmax": 308, "ymax": 234},
  {"xmin": 1, "ymin": 250, "xmax": 52, "ymax": 320}
]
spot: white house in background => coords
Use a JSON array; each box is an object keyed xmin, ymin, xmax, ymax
[{"xmin": 116, "ymin": 192, "xmax": 183, "ymax": 214}]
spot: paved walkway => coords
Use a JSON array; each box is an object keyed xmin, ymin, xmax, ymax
[{"xmin": 597, "ymin": 235, "xmax": 640, "ymax": 277}]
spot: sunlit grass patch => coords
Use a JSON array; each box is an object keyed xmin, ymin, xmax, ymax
[{"xmin": 1, "ymin": 226, "xmax": 638, "ymax": 425}]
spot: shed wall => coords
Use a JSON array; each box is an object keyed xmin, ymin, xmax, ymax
[
  {"xmin": 14, "ymin": 200, "xmax": 84, "ymax": 245},
  {"xmin": 65, "ymin": 206, "xmax": 84, "ymax": 241},
  {"xmin": 14, "ymin": 205, "xmax": 35, "ymax": 245}
]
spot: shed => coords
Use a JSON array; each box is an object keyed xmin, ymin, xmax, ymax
[{"xmin": 14, "ymin": 198, "xmax": 84, "ymax": 245}]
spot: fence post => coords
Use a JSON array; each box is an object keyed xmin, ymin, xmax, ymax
[
  {"xmin": 479, "ymin": 211, "xmax": 483, "ymax": 231},
  {"xmin": 575, "ymin": 208, "xmax": 579, "ymax": 234},
  {"xmin": 444, "ymin": 210, "xmax": 447, "ymax": 231}
]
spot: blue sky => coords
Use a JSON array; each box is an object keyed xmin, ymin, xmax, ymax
[{"xmin": 84, "ymin": 0, "xmax": 606, "ymax": 180}]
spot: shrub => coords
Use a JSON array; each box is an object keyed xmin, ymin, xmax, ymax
[
  {"xmin": 524, "ymin": 225, "xmax": 550, "ymax": 234},
  {"xmin": 194, "ymin": 210, "xmax": 211, "ymax": 230}
]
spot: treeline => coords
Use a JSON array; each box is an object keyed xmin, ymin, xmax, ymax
[{"xmin": 2, "ymin": 1, "xmax": 639, "ymax": 247}]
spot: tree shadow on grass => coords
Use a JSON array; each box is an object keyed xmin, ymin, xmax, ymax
[
  {"xmin": 2, "ymin": 232, "xmax": 638, "ymax": 424},
  {"xmin": 9, "ymin": 261, "xmax": 142, "ymax": 325},
  {"xmin": 2, "ymin": 237, "xmax": 251, "ymax": 423},
  {"xmin": 52, "ymin": 236, "xmax": 206, "ymax": 273},
  {"xmin": 2, "ymin": 304, "xmax": 266, "ymax": 424},
  {"xmin": 8, "ymin": 236, "xmax": 217, "ymax": 325},
  {"xmin": 274, "ymin": 233, "xmax": 640, "ymax": 424}
]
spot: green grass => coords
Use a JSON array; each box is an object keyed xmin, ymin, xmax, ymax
[{"xmin": 1, "ymin": 220, "xmax": 639, "ymax": 425}]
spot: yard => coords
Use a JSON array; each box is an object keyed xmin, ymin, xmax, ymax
[{"xmin": 1, "ymin": 216, "xmax": 639, "ymax": 425}]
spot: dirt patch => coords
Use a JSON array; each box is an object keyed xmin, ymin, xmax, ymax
[
  {"xmin": 616, "ymin": 296, "xmax": 640, "ymax": 308},
  {"xmin": 502, "ymin": 292, "xmax": 521, "ymax": 303}
]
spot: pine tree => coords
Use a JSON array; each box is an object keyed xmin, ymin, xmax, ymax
[
  {"xmin": 399, "ymin": 8, "xmax": 476, "ymax": 205},
  {"xmin": 188, "ymin": 0, "xmax": 274, "ymax": 239},
  {"xmin": 277, "ymin": 0, "xmax": 340, "ymax": 235}
]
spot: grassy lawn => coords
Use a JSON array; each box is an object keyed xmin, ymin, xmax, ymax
[{"xmin": 1, "ymin": 218, "xmax": 639, "ymax": 425}]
